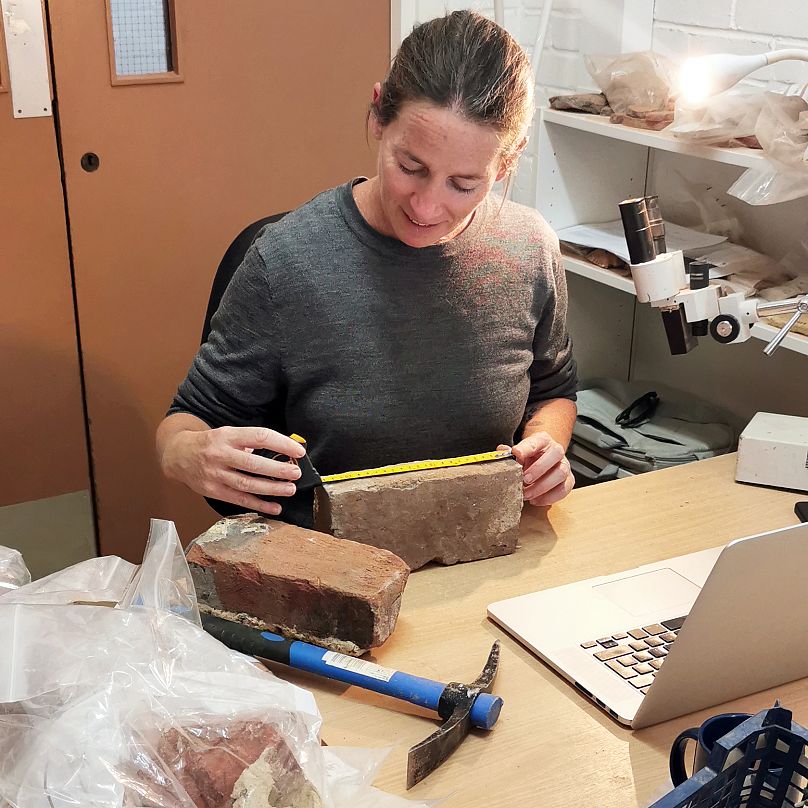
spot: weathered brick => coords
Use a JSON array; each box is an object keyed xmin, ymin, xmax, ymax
[
  {"xmin": 187, "ymin": 514, "xmax": 409, "ymax": 655},
  {"xmin": 314, "ymin": 460, "xmax": 524, "ymax": 570}
]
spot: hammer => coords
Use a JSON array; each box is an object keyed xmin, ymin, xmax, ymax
[{"xmin": 201, "ymin": 613, "xmax": 502, "ymax": 788}]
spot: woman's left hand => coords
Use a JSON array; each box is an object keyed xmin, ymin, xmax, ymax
[{"xmin": 498, "ymin": 432, "xmax": 574, "ymax": 506}]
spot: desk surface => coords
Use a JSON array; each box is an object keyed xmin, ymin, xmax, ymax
[{"xmin": 275, "ymin": 454, "xmax": 806, "ymax": 806}]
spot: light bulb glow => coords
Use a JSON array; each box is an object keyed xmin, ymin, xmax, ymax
[
  {"xmin": 679, "ymin": 57, "xmax": 714, "ymax": 104},
  {"xmin": 678, "ymin": 53, "xmax": 771, "ymax": 103}
]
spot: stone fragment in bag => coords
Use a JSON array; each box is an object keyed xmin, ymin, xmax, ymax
[
  {"xmin": 549, "ymin": 91, "xmax": 609, "ymax": 115},
  {"xmin": 150, "ymin": 719, "xmax": 322, "ymax": 808},
  {"xmin": 187, "ymin": 514, "xmax": 409, "ymax": 655},
  {"xmin": 314, "ymin": 459, "xmax": 524, "ymax": 570}
]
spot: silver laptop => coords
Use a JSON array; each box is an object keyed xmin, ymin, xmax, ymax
[{"xmin": 488, "ymin": 522, "xmax": 808, "ymax": 728}]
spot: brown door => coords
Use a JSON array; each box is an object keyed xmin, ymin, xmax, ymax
[
  {"xmin": 0, "ymin": 18, "xmax": 94, "ymax": 575},
  {"xmin": 44, "ymin": 1, "xmax": 389, "ymax": 560}
]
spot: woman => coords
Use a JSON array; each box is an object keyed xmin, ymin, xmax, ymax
[{"xmin": 157, "ymin": 11, "xmax": 577, "ymax": 522}]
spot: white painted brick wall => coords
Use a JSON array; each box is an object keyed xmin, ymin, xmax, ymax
[
  {"xmin": 655, "ymin": 0, "xmax": 732, "ymax": 30},
  {"xmin": 393, "ymin": 1, "xmax": 808, "ymax": 205},
  {"xmin": 736, "ymin": 0, "xmax": 808, "ymax": 40}
]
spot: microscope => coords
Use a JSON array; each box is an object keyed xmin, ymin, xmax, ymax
[{"xmin": 618, "ymin": 195, "xmax": 808, "ymax": 356}]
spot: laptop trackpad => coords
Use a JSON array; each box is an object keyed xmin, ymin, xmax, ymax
[{"xmin": 593, "ymin": 568, "xmax": 701, "ymax": 617}]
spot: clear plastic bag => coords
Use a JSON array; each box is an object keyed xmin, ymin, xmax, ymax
[
  {"xmin": 672, "ymin": 88, "xmax": 808, "ymax": 205},
  {"xmin": 0, "ymin": 554, "xmax": 135, "ymax": 605},
  {"xmin": 669, "ymin": 88, "xmax": 765, "ymax": 146},
  {"xmin": 584, "ymin": 51, "xmax": 677, "ymax": 114},
  {"xmin": 727, "ymin": 93, "xmax": 808, "ymax": 205},
  {"xmin": 0, "ymin": 548, "xmax": 30, "ymax": 593},
  {"xmin": 0, "ymin": 521, "xmax": 435, "ymax": 808}
]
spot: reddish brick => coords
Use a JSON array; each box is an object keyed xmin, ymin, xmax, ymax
[
  {"xmin": 187, "ymin": 514, "xmax": 409, "ymax": 655},
  {"xmin": 147, "ymin": 719, "xmax": 321, "ymax": 807},
  {"xmin": 314, "ymin": 460, "xmax": 523, "ymax": 570}
]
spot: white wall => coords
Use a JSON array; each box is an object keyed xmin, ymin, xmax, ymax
[
  {"xmin": 396, "ymin": 0, "xmax": 593, "ymax": 205},
  {"xmin": 395, "ymin": 1, "xmax": 808, "ymax": 206}
]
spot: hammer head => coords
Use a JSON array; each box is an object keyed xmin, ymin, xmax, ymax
[{"xmin": 406, "ymin": 640, "xmax": 502, "ymax": 789}]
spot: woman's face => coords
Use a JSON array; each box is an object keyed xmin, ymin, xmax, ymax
[{"xmin": 369, "ymin": 99, "xmax": 509, "ymax": 248}]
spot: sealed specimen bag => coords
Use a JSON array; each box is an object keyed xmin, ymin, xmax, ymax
[{"xmin": 0, "ymin": 521, "xmax": 435, "ymax": 808}]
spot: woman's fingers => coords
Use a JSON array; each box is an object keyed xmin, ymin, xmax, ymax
[
  {"xmin": 511, "ymin": 432, "xmax": 553, "ymax": 466},
  {"xmin": 523, "ymin": 456, "xmax": 574, "ymax": 505},
  {"xmin": 223, "ymin": 446, "xmax": 303, "ymax": 481},
  {"xmin": 221, "ymin": 426, "xmax": 306, "ymax": 459},
  {"xmin": 218, "ymin": 468, "xmax": 298, "ymax": 499},
  {"xmin": 206, "ymin": 483, "xmax": 284, "ymax": 516},
  {"xmin": 526, "ymin": 474, "xmax": 574, "ymax": 507},
  {"xmin": 522, "ymin": 440, "xmax": 565, "ymax": 485}
]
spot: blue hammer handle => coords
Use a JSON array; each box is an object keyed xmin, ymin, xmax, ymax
[{"xmin": 202, "ymin": 614, "xmax": 501, "ymax": 730}]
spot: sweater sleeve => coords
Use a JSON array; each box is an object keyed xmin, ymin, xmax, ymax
[
  {"xmin": 524, "ymin": 243, "xmax": 578, "ymax": 416},
  {"xmin": 167, "ymin": 244, "xmax": 285, "ymax": 428}
]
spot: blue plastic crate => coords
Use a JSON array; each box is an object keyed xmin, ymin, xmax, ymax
[{"xmin": 650, "ymin": 705, "xmax": 808, "ymax": 808}]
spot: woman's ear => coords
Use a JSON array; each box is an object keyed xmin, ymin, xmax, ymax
[
  {"xmin": 495, "ymin": 136, "xmax": 529, "ymax": 181},
  {"xmin": 369, "ymin": 82, "xmax": 383, "ymax": 140}
]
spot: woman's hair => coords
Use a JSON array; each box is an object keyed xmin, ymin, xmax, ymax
[{"xmin": 374, "ymin": 11, "xmax": 534, "ymax": 165}]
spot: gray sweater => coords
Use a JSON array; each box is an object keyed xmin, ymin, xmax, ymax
[{"xmin": 171, "ymin": 178, "xmax": 576, "ymax": 486}]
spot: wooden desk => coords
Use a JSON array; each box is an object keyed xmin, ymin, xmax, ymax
[{"xmin": 278, "ymin": 454, "xmax": 806, "ymax": 806}]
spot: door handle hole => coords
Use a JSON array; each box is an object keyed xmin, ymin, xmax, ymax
[{"xmin": 81, "ymin": 152, "xmax": 100, "ymax": 172}]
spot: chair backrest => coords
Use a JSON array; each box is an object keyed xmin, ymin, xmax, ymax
[
  {"xmin": 200, "ymin": 212, "xmax": 304, "ymax": 520},
  {"xmin": 201, "ymin": 212, "xmax": 288, "ymax": 343}
]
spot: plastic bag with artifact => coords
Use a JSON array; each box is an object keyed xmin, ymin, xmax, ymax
[{"xmin": 0, "ymin": 520, "xmax": 433, "ymax": 808}]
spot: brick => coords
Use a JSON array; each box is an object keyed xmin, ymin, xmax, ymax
[
  {"xmin": 541, "ymin": 49, "xmax": 592, "ymax": 91},
  {"xmin": 675, "ymin": 30, "xmax": 774, "ymax": 79},
  {"xmin": 550, "ymin": 12, "xmax": 581, "ymax": 52},
  {"xmin": 149, "ymin": 719, "xmax": 321, "ymax": 808},
  {"xmin": 772, "ymin": 40, "xmax": 808, "ymax": 86},
  {"xmin": 314, "ymin": 460, "xmax": 524, "ymax": 570},
  {"xmin": 651, "ymin": 25, "xmax": 690, "ymax": 63},
  {"xmin": 654, "ymin": 0, "xmax": 731, "ymax": 28},
  {"xmin": 736, "ymin": 0, "xmax": 808, "ymax": 39},
  {"xmin": 187, "ymin": 514, "xmax": 409, "ymax": 655}
]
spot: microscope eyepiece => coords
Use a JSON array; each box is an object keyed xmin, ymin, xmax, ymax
[
  {"xmin": 644, "ymin": 194, "xmax": 667, "ymax": 254},
  {"xmin": 619, "ymin": 197, "xmax": 656, "ymax": 265}
]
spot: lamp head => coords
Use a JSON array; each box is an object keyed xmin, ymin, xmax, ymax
[{"xmin": 679, "ymin": 52, "xmax": 769, "ymax": 103}]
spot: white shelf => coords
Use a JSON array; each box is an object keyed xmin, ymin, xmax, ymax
[
  {"xmin": 542, "ymin": 108, "xmax": 768, "ymax": 170},
  {"xmin": 564, "ymin": 255, "xmax": 808, "ymax": 356},
  {"xmin": 562, "ymin": 254, "xmax": 635, "ymax": 294}
]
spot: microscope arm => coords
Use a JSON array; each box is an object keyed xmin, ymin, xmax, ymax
[
  {"xmin": 663, "ymin": 284, "xmax": 808, "ymax": 354},
  {"xmin": 758, "ymin": 293, "xmax": 808, "ymax": 355}
]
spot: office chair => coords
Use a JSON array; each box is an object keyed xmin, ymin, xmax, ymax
[
  {"xmin": 201, "ymin": 212, "xmax": 288, "ymax": 343},
  {"xmin": 199, "ymin": 211, "xmax": 314, "ymax": 526}
]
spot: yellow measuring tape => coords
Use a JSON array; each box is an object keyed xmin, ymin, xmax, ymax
[{"xmin": 319, "ymin": 449, "xmax": 514, "ymax": 484}]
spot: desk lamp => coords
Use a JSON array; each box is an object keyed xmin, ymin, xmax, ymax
[{"xmin": 679, "ymin": 49, "xmax": 808, "ymax": 103}]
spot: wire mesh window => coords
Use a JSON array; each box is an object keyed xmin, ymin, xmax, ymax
[{"xmin": 109, "ymin": 0, "xmax": 173, "ymax": 76}]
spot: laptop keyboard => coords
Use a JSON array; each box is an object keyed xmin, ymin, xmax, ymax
[{"xmin": 580, "ymin": 616, "xmax": 686, "ymax": 694}]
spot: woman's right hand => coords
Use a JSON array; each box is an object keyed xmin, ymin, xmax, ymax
[{"xmin": 161, "ymin": 425, "xmax": 307, "ymax": 516}]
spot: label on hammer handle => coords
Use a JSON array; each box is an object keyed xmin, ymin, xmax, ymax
[{"xmin": 322, "ymin": 651, "xmax": 397, "ymax": 682}]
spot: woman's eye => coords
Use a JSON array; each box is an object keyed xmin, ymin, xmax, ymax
[
  {"xmin": 452, "ymin": 182, "xmax": 475, "ymax": 195},
  {"xmin": 399, "ymin": 164, "xmax": 419, "ymax": 175}
]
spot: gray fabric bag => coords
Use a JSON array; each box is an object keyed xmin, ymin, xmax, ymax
[{"xmin": 569, "ymin": 378, "xmax": 736, "ymax": 481}]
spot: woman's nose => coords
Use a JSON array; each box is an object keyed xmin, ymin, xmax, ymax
[{"xmin": 410, "ymin": 188, "xmax": 442, "ymax": 222}]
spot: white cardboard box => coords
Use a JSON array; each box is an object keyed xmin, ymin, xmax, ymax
[{"xmin": 736, "ymin": 412, "xmax": 808, "ymax": 493}]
